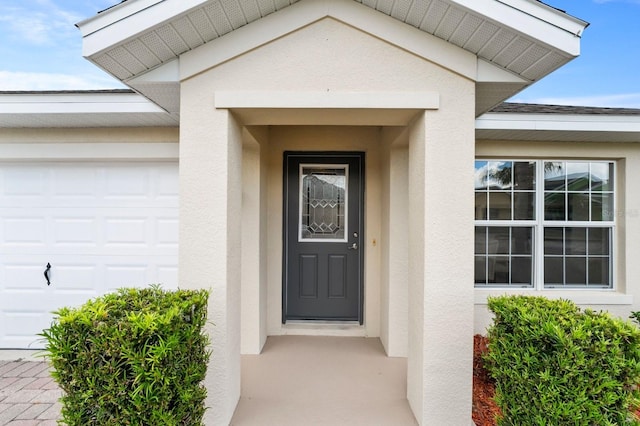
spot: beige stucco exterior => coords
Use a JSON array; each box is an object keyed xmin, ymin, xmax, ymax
[
  {"xmin": 8, "ymin": 1, "xmax": 637, "ymax": 425},
  {"xmin": 177, "ymin": 14, "xmax": 476, "ymax": 425}
]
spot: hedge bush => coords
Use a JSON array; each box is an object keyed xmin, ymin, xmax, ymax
[
  {"xmin": 485, "ymin": 295, "xmax": 640, "ymax": 426},
  {"xmin": 40, "ymin": 285, "xmax": 210, "ymax": 426}
]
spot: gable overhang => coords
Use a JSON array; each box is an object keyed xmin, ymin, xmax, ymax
[{"xmin": 77, "ymin": 0, "xmax": 588, "ymax": 118}]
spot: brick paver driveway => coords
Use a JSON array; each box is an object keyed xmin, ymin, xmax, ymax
[{"xmin": 0, "ymin": 360, "xmax": 61, "ymax": 425}]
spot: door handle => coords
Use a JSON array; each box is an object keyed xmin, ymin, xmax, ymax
[
  {"xmin": 348, "ymin": 243, "xmax": 358, "ymax": 250},
  {"xmin": 44, "ymin": 263, "xmax": 51, "ymax": 286}
]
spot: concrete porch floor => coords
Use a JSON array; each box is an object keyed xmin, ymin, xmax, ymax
[{"xmin": 231, "ymin": 336, "xmax": 418, "ymax": 426}]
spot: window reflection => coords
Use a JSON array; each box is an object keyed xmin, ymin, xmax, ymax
[
  {"xmin": 476, "ymin": 160, "xmax": 614, "ymax": 290},
  {"xmin": 544, "ymin": 161, "xmax": 615, "ymax": 222},
  {"xmin": 475, "ymin": 161, "xmax": 535, "ymax": 221}
]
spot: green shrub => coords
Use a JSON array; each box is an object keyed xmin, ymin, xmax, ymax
[
  {"xmin": 631, "ymin": 311, "xmax": 640, "ymax": 326},
  {"xmin": 40, "ymin": 285, "xmax": 211, "ymax": 426},
  {"xmin": 485, "ymin": 295, "xmax": 640, "ymax": 426}
]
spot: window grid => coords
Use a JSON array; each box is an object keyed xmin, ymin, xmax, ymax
[
  {"xmin": 475, "ymin": 159, "xmax": 615, "ymax": 291},
  {"xmin": 542, "ymin": 227, "xmax": 612, "ymax": 289},
  {"xmin": 474, "ymin": 226, "xmax": 535, "ymax": 288},
  {"xmin": 538, "ymin": 161, "xmax": 615, "ymax": 289}
]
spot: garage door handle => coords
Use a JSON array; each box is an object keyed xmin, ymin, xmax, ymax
[{"xmin": 44, "ymin": 263, "xmax": 51, "ymax": 286}]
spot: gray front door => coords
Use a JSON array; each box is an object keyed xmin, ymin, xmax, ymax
[{"xmin": 283, "ymin": 152, "xmax": 364, "ymax": 323}]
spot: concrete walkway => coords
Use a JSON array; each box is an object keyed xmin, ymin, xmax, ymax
[
  {"xmin": 231, "ymin": 336, "xmax": 418, "ymax": 425},
  {"xmin": 0, "ymin": 360, "xmax": 61, "ymax": 425},
  {"xmin": 0, "ymin": 336, "xmax": 416, "ymax": 426}
]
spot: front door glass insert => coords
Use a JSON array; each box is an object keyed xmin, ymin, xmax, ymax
[{"xmin": 299, "ymin": 165, "xmax": 348, "ymax": 242}]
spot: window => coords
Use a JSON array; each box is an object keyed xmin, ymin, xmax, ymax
[
  {"xmin": 299, "ymin": 165, "xmax": 348, "ymax": 242},
  {"xmin": 474, "ymin": 160, "xmax": 614, "ymax": 289}
]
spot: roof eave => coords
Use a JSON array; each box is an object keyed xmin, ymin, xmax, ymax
[
  {"xmin": 476, "ymin": 108, "xmax": 640, "ymax": 142},
  {"xmin": 75, "ymin": 0, "xmax": 589, "ymax": 118},
  {"xmin": 0, "ymin": 91, "xmax": 178, "ymax": 128}
]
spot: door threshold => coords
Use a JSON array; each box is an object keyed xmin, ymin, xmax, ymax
[
  {"xmin": 281, "ymin": 321, "xmax": 366, "ymax": 337},
  {"xmin": 286, "ymin": 320, "xmax": 361, "ymax": 325}
]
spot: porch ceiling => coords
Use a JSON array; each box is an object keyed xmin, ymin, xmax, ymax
[{"xmin": 77, "ymin": 0, "xmax": 588, "ymax": 117}]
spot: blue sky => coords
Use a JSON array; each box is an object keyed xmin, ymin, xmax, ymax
[{"xmin": 0, "ymin": 0, "xmax": 639, "ymax": 108}]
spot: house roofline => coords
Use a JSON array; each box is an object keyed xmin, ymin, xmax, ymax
[{"xmin": 2, "ymin": 90, "xmax": 639, "ymax": 133}]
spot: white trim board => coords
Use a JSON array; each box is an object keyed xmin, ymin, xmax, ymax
[{"xmin": 0, "ymin": 143, "xmax": 179, "ymax": 160}]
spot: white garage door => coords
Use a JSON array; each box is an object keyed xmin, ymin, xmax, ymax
[{"xmin": 0, "ymin": 162, "xmax": 179, "ymax": 349}]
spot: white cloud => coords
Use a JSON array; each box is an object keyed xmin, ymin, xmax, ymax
[
  {"xmin": 0, "ymin": 1, "xmax": 83, "ymax": 46},
  {"xmin": 0, "ymin": 71, "xmax": 122, "ymax": 90},
  {"xmin": 510, "ymin": 93, "xmax": 640, "ymax": 109}
]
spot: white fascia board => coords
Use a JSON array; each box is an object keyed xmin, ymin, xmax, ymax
[
  {"xmin": 0, "ymin": 93, "xmax": 166, "ymax": 114},
  {"xmin": 476, "ymin": 112, "xmax": 640, "ymax": 133},
  {"xmin": 181, "ymin": 0, "xmax": 477, "ymax": 81},
  {"xmin": 498, "ymin": 0, "xmax": 588, "ymax": 35},
  {"xmin": 77, "ymin": 0, "xmax": 208, "ymax": 56},
  {"xmin": 454, "ymin": 0, "xmax": 587, "ymax": 56},
  {"xmin": 215, "ymin": 91, "xmax": 439, "ymax": 109}
]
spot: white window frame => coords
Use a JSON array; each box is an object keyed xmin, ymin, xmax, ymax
[{"xmin": 474, "ymin": 159, "xmax": 616, "ymax": 292}]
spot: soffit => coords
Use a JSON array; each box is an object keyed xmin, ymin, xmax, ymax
[{"xmin": 77, "ymin": 0, "xmax": 587, "ymax": 116}]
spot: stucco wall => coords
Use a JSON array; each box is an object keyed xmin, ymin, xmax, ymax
[
  {"xmin": 179, "ymin": 14, "xmax": 478, "ymax": 425},
  {"xmin": 380, "ymin": 131, "xmax": 410, "ymax": 357},
  {"xmin": 183, "ymin": 17, "xmax": 469, "ymax": 94},
  {"xmin": 178, "ymin": 95, "xmax": 243, "ymax": 425},
  {"xmin": 407, "ymin": 95, "xmax": 475, "ymax": 423},
  {"xmin": 474, "ymin": 140, "xmax": 640, "ymax": 335}
]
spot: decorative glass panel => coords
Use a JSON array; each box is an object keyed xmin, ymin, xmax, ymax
[{"xmin": 300, "ymin": 166, "xmax": 347, "ymax": 241}]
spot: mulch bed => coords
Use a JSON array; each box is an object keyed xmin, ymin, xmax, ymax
[{"xmin": 472, "ymin": 335, "xmax": 500, "ymax": 426}]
